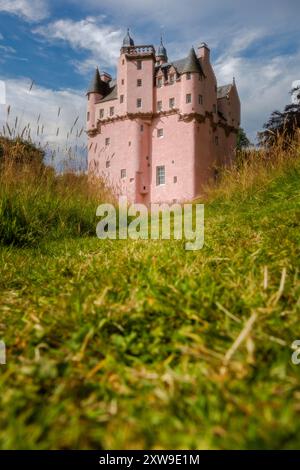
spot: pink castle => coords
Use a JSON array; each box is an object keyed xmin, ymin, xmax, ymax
[{"xmin": 87, "ymin": 30, "xmax": 241, "ymax": 204}]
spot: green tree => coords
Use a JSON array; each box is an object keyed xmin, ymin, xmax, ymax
[
  {"xmin": 236, "ymin": 127, "xmax": 251, "ymax": 150},
  {"xmin": 258, "ymin": 86, "xmax": 300, "ymax": 147}
]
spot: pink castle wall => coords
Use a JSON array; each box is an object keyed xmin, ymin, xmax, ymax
[{"xmin": 87, "ymin": 35, "xmax": 241, "ymax": 204}]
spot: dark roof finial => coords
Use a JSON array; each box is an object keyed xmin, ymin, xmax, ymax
[
  {"xmin": 123, "ymin": 28, "xmax": 134, "ymax": 47},
  {"xmin": 157, "ymin": 33, "xmax": 168, "ymax": 61}
]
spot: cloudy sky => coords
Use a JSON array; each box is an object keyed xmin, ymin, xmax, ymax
[{"xmin": 0, "ymin": 0, "xmax": 299, "ymax": 162}]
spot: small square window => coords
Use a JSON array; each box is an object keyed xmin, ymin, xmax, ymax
[
  {"xmin": 137, "ymin": 98, "xmax": 142, "ymax": 108},
  {"xmin": 106, "ymin": 161, "xmax": 110, "ymax": 168},
  {"xmin": 110, "ymin": 107, "xmax": 114, "ymax": 116},
  {"xmin": 169, "ymin": 98, "xmax": 175, "ymax": 109},
  {"xmin": 122, "ymin": 59, "xmax": 125, "ymax": 65},
  {"xmin": 186, "ymin": 93, "xmax": 192, "ymax": 104},
  {"xmin": 157, "ymin": 101, "xmax": 162, "ymax": 112},
  {"xmin": 87, "ymin": 112, "xmax": 90, "ymax": 121},
  {"xmin": 157, "ymin": 77, "xmax": 163, "ymax": 88},
  {"xmin": 121, "ymin": 169, "xmax": 126, "ymax": 179},
  {"xmin": 156, "ymin": 166, "xmax": 165, "ymax": 186},
  {"xmin": 120, "ymin": 95, "xmax": 124, "ymax": 104},
  {"xmin": 157, "ymin": 128, "xmax": 164, "ymax": 138},
  {"xmin": 137, "ymin": 61, "xmax": 142, "ymax": 70},
  {"xmin": 121, "ymin": 79, "xmax": 125, "ymax": 85},
  {"xmin": 186, "ymin": 72, "xmax": 191, "ymax": 80},
  {"xmin": 174, "ymin": 176, "xmax": 177, "ymax": 184},
  {"xmin": 137, "ymin": 79, "xmax": 142, "ymax": 87},
  {"xmin": 100, "ymin": 109, "xmax": 104, "ymax": 118},
  {"xmin": 199, "ymin": 95, "xmax": 203, "ymax": 105},
  {"xmin": 140, "ymin": 125, "xmax": 144, "ymax": 132},
  {"xmin": 105, "ymin": 138, "xmax": 110, "ymax": 146}
]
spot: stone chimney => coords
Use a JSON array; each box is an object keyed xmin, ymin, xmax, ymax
[
  {"xmin": 100, "ymin": 72, "xmax": 112, "ymax": 84},
  {"xmin": 198, "ymin": 42, "xmax": 210, "ymax": 62}
]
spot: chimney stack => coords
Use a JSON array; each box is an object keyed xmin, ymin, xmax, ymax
[{"xmin": 198, "ymin": 42, "xmax": 210, "ymax": 62}]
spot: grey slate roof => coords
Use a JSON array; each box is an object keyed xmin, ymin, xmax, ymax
[
  {"xmin": 162, "ymin": 50, "xmax": 204, "ymax": 76},
  {"xmin": 99, "ymin": 84, "xmax": 118, "ymax": 103},
  {"xmin": 182, "ymin": 48, "xmax": 203, "ymax": 74},
  {"xmin": 157, "ymin": 37, "xmax": 168, "ymax": 60},
  {"xmin": 123, "ymin": 29, "xmax": 134, "ymax": 47},
  {"xmin": 217, "ymin": 84, "xmax": 232, "ymax": 99},
  {"xmin": 87, "ymin": 68, "xmax": 110, "ymax": 95}
]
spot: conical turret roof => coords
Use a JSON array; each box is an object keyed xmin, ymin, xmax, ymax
[
  {"xmin": 123, "ymin": 28, "xmax": 134, "ymax": 47},
  {"xmin": 87, "ymin": 68, "xmax": 108, "ymax": 95},
  {"xmin": 157, "ymin": 36, "xmax": 168, "ymax": 61},
  {"xmin": 182, "ymin": 47, "xmax": 202, "ymax": 74}
]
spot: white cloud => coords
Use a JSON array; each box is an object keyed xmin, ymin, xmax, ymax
[
  {"xmin": 0, "ymin": 0, "xmax": 49, "ymax": 22},
  {"xmin": 0, "ymin": 77, "xmax": 87, "ymax": 170},
  {"xmin": 34, "ymin": 17, "xmax": 123, "ymax": 73}
]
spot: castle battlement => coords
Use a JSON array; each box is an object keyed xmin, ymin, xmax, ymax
[{"xmin": 86, "ymin": 30, "xmax": 241, "ymax": 204}]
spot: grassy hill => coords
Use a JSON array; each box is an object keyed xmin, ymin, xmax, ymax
[{"xmin": 0, "ymin": 139, "xmax": 300, "ymax": 449}]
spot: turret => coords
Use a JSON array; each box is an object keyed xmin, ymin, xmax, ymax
[
  {"xmin": 156, "ymin": 36, "xmax": 168, "ymax": 65},
  {"xmin": 118, "ymin": 30, "xmax": 155, "ymax": 115},
  {"xmin": 86, "ymin": 68, "xmax": 109, "ymax": 131},
  {"xmin": 180, "ymin": 47, "xmax": 204, "ymax": 115}
]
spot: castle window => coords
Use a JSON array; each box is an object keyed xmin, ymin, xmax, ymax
[
  {"xmin": 87, "ymin": 112, "xmax": 90, "ymax": 121},
  {"xmin": 199, "ymin": 95, "xmax": 203, "ymax": 105},
  {"xmin": 137, "ymin": 79, "xmax": 142, "ymax": 87},
  {"xmin": 169, "ymin": 74, "xmax": 175, "ymax": 84},
  {"xmin": 137, "ymin": 60, "xmax": 142, "ymax": 70},
  {"xmin": 157, "ymin": 101, "xmax": 162, "ymax": 112},
  {"xmin": 110, "ymin": 107, "xmax": 114, "ymax": 116},
  {"xmin": 122, "ymin": 59, "xmax": 125, "ymax": 65},
  {"xmin": 157, "ymin": 128, "xmax": 164, "ymax": 138},
  {"xmin": 100, "ymin": 109, "xmax": 104, "ymax": 118},
  {"xmin": 121, "ymin": 79, "xmax": 125, "ymax": 85},
  {"xmin": 121, "ymin": 169, "xmax": 126, "ymax": 179},
  {"xmin": 156, "ymin": 166, "xmax": 165, "ymax": 186},
  {"xmin": 213, "ymin": 104, "xmax": 217, "ymax": 113},
  {"xmin": 186, "ymin": 72, "xmax": 191, "ymax": 80},
  {"xmin": 140, "ymin": 125, "xmax": 144, "ymax": 132},
  {"xmin": 169, "ymin": 98, "xmax": 175, "ymax": 109},
  {"xmin": 120, "ymin": 95, "xmax": 124, "ymax": 104},
  {"xmin": 157, "ymin": 77, "xmax": 163, "ymax": 88},
  {"xmin": 105, "ymin": 137, "xmax": 110, "ymax": 146},
  {"xmin": 137, "ymin": 98, "xmax": 142, "ymax": 108},
  {"xmin": 174, "ymin": 176, "xmax": 177, "ymax": 184},
  {"xmin": 215, "ymin": 136, "xmax": 219, "ymax": 146},
  {"xmin": 186, "ymin": 93, "xmax": 192, "ymax": 104},
  {"xmin": 106, "ymin": 161, "xmax": 111, "ymax": 168}
]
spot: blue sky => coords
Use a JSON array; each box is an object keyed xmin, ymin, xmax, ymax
[{"xmin": 0, "ymin": 0, "xmax": 299, "ymax": 160}]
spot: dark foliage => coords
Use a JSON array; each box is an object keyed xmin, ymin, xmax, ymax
[{"xmin": 259, "ymin": 87, "xmax": 300, "ymax": 147}]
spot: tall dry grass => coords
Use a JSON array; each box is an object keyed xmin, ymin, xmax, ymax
[
  {"xmin": 206, "ymin": 131, "xmax": 300, "ymax": 201},
  {"xmin": 0, "ymin": 137, "xmax": 115, "ymax": 246}
]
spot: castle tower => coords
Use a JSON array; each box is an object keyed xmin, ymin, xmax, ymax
[
  {"xmin": 156, "ymin": 36, "xmax": 168, "ymax": 65},
  {"xmin": 86, "ymin": 32, "xmax": 241, "ymax": 204},
  {"xmin": 86, "ymin": 68, "xmax": 109, "ymax": 132},
  {"xmin": 180, "ymin": 47, "xmax": 204, "ymax": 115}
]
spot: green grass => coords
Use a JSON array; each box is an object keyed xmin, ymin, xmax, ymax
[{"xmin": 0, "ymin": 161, "xmax": 300, "ymax": 449}]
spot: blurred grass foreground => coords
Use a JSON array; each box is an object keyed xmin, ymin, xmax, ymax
[{"xmin": 0, "ymin": 132, "xmax": 300, "ymax": 449}]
